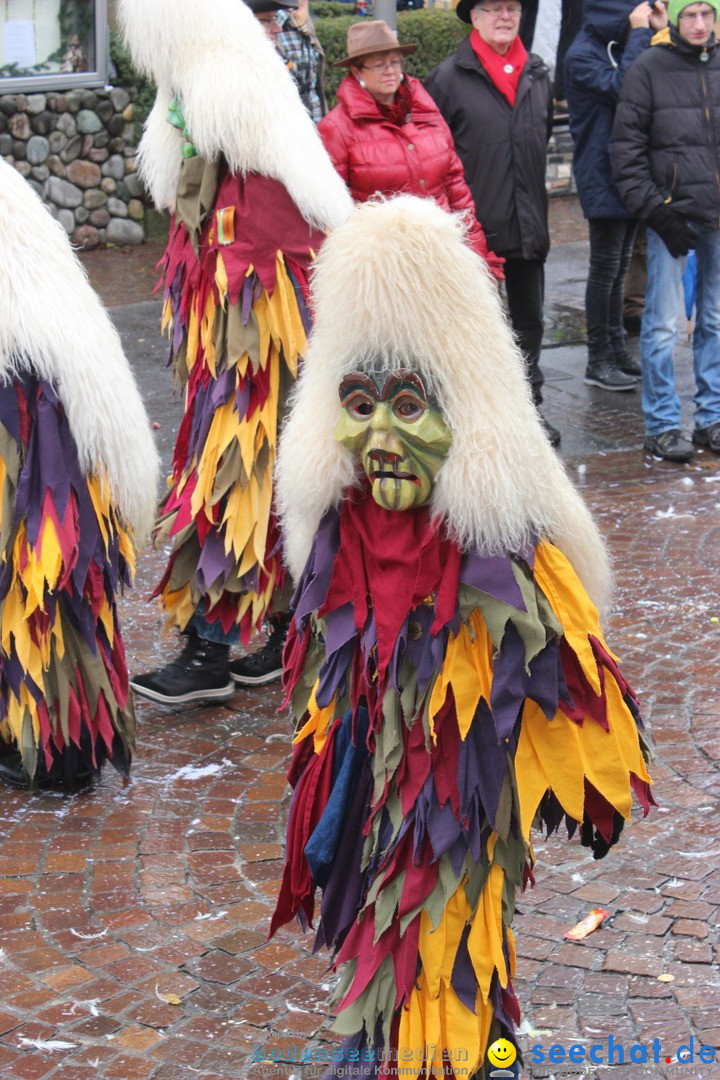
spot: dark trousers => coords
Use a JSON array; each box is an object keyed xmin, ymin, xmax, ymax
[
  {"xmin": 586, "ymin": 219, "xmax": 638, "ymax": 365},
  {"xmin": 504, "ymin": 257, "xmax": 545, "ymax": 405}
]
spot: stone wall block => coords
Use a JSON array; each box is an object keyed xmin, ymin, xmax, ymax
[
  {"xmin": 56, "ymin": 113, "xmax": 77, "ymax": 138},
  {"xmin": 80, "ymin": 91, "xmax": 98, "ymax": 110},
  {"xmin": 14, "ymin": 94, "xmax": 28, "ymax": 112},
  {"xmin": 100, "ymin": 177, "xmax": 117, "ymax": 193},
  {"xmin": 12, "ymin": 140, "xmax": 26, "ymax": 160},
  {"xmin": 66, "ymin": 159, "xmax": 102, "ymax": 188},
  {"xmin": 57, "ymin": 208, "xmax": 75, "ymax": 233},
  {"xmin": 107, "ymin": 115, "xmax": 125, "ymax": 138},
  {"xmin": 109, "ymin": 88, "xmax": 130, "ymax": 112},
  {"xmin": 107, "ymin": 196, "xmax": 128, "ymax": 218},
  {"xmin": 73, "ymin": 224, "xmax": 100, "ymax": 248},
  {"xmin": 88, "ymin": 147, "xmax": 109, "ymax": 163},
  {"xmin": 9, "ymin": 113, "xmax": 31, "ymax": 139},
  {"xmin": 77, "ymin": 110, "xmax": 102, "ymax": 135},
  {"xmin": 48, "ymin": 130, "xmax": 67, "ymax": 154},
  {"xmin": 0, "ymin": 114, "xmax": 6, "ymax": 133},
  {"xmin": 116, "ymin": 180, "xmax": 130, "ymax": 202},
  {"xmin": 125, "ymin": 172, "xmax": 144, "ymax": 198},
  {"xmin": 89, "ymin": 208, "xmax": 110, "ymax": 227},
  {"xmin": 64, "ymin": 91, "xmax": 83, "ymax": 114},
  {"xmin": 26, "ymin": 136, "xmax": 49, "ymax": 165},
  {"xmin": 47, "ymin": 154, "xmax": 66, "ymax": 178},
  {"xmin": 0, "ymin": 97, "xmax": 17, "ymax": 116},
  {"xmin": 122, "ymin": 103, "xmax": 135, "ymax": 122},
  {"xmin": 81, "ymin": 133, "xmax": 94, "ymax": 156},
  {"xmin": 47, "ymin": 176, "xmax": 83, "ymax": 209},
  {"xmin": 107, "ymin": 137, "xmax": 125, "ymax": 154},
  {"xmin": 54, "ymin": 95, "xmax": 68, "ymax": 113},
  {"xmin": 84, "ymin": 188, "xmax": 107, "ymax": 209},
  {"xmin": 59, "ymin": 135, "xmax": 82, "ymax": 164},
  {"xmin": 93, "ymin": 131, "xmax": 110, "ymax": 149},
  {"xmin": 0, "ymin": 133, "xmax": 12, "ymax": 156},
  {"xmin": 96, "ymin": 100, "xmax": 113, "ymax": 124},
  {"xmin": 25, "ymin": 94, "xmax": 46, "ymax": 115},
  {"xmin": 31, "ymin": 165, "xmax": 49, "ymax": 181},
  {"xmin": 102, "ymin": 154, "xmax": 125, "ymax": 180},
  {"xmin": 14, "ymin": 160, "xmax": 31, "ymax": 177},
  {"xmin": 128, "ymin": 198, "xmax": 144, "ymax": 221},
  {"xmin": 106, "ymin": 218, "xmax": 143, "ymax": 245},
  {"xmin": 30, "ymin": 111, "xmax": 54, "ymax": 135},
  {"xmin": 75, "ymin": 206, "xmax": 89, "ymax": 224}
]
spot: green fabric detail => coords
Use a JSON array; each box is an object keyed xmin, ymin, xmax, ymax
[
  {"xmin": 331, "ymin": 953, "xmax": 396, "ymax": 1045},
  {"xmin": 372, "ymin": 871, "xmax": 405, "ymax": 942},
  {"xmin": 175, "ymin": 154, "xmax": 220, "ymax": 256},
  {"xmin": 167, "ymin": 97, "xmax": 197, "ymax": 158}
]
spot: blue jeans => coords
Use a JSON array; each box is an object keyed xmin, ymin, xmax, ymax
[{"xmin": 641, "ymin": 226, "xmax": 720, "ymax": 435}]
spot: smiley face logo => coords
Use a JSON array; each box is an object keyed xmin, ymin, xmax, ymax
[{"xmin": 487, "ymin": 1038, "xmax": 517, "ymax": 1069}]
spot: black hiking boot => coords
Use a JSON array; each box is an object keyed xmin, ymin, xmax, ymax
[
  {"xmin": 229, "ymin": 612, "xmax": 291, "ymax": 686},
  {"xmin": 130, "ymin": 630, "xmax": 235, "ymax": 705}
]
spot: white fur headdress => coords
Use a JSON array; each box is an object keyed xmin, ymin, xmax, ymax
[
  {"xmin": 119, "ymin": 0, "xmax": 352, "ymax": 232},
  {"xmin": 0, "ymin": 160, "xmax": 159, "ymax": 542},
  {"xmin": 277, "ymin": 196, "xmax": 613, "ymax": 613}
]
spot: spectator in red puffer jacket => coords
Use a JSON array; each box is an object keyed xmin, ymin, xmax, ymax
[{"xmin": 318, "ymin": 20, "xmax": 504, "ymax": 281}]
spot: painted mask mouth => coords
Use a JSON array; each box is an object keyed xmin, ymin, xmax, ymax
[{"xmin": 371, "ymin": 469, "xmax": 421, "ymax": 486}]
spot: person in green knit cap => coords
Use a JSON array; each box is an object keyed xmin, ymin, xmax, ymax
[{"xmin": 611, "ymin": 0, "xmax": 720, "ymax": 462}]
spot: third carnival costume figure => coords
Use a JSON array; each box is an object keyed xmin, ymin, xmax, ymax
[
  {"xmin": 270, "ymin": 197, "xmax": 654, "ymax": 1078},
  {"xmin": 0, "ymin": 160, "xmax": 158, "ymax": 789},
  {"xmin": 119, "ymin": 0, "xmax": 352, "ymax": 705}
]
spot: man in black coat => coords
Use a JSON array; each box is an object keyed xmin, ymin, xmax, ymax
[
  {"xmin": 425, "ymin": 0, "xmax": 559, "ymax": 447},
  {"xmin": 611, "ymin": 0, "xmax": 720, "ymax": 462}
]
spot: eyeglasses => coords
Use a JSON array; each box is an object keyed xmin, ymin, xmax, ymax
[
  {"xmin": 360, "ymin": 59, "xmax": 404, "ymax": 72},
  {"xmin": 679, "ymin": 6, "xmax": 715, "ymax": 18},
  {"xmin": 477, "ymin": 4, "xmax": 523, "ymax": 16}
]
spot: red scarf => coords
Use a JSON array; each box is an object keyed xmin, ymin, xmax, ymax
[
  {"xmin": 470, "ymin": 29, "xmax": 527, "ymax": 106},
  {"xmin": 377, "ymin": 77, "xmax": 413, "ymax": 126}
]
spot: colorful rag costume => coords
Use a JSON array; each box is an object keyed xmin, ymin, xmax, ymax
[
  {"xmin": 271, "ymin": 198, "xmax": 653, "ymax": 1078},
  {"xmin": 0, "ymin": 160, "xmax": 159, "ymax": 786},
  {"xmin": 120, "ymin": 0, "xmax": 351, "ymax": 645}
]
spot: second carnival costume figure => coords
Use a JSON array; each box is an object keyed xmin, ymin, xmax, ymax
[
  {"xmin": 271, "ymin": 197, "xmax": 654, "ymax": 1078},
  {"xmin": 0, "ymin": 160, "xmax": 159, "ymax": 789},
  {"xmin": 119, "ymin": 0, "xmax": 352, "ymax": 705}
]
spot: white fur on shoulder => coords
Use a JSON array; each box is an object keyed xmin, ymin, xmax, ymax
[
  {"xmin": 0, "ymin": 160, "xmax": 159, "ymax": 542},
  {"xmin": 138, "ymin": 86, "xmax": 183, "ymax": 211},
  {"xmin": 278, "ymin": 197, "xmax": 613, "ymax": 614},
  {"xmin": 120, "ymin": 0, "xmax": 352, "ymax": 232}
]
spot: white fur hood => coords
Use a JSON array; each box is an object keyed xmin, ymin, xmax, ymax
[
  {"xmin": 119, "ymin": 0, "xmax": 352, "ymax": 232},
  {"xmin": 0, "ymin": 160, "xmax": 159, "ymax": 542},
  {"xmin": 277, "ymin": 196, "xmax": 613, "ymax": 614}
]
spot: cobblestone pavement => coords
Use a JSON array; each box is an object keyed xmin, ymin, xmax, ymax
[{"xmin": 1, "ymin": 201, "xmax": 719, "ymax": 1080}]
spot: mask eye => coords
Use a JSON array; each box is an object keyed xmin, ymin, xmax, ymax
[
  {"xmin": 392, "ymin": 392, "xmax": 426, "ymax": 422},
  {"xmin": 343, "ymin": 391, "xmax": 375, "ymax": 420}
]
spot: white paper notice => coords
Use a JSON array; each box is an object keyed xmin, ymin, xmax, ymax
[{"xmin": 4, "ymin": 21, "xmax": 37, "ymax": 69}]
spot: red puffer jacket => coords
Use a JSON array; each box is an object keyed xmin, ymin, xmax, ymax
[{"xmin": 319, "ymin": 74, "xmax": 504, "ymax": 280}]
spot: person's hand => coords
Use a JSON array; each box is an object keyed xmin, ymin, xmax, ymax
[
  {"xmin": 648, "ymin": 0, "xmax": 669, "ymax": 30},
  {"xmin": 629, "ymin": 1, "xmax": 653, "ymax": 27},
  {"xmin": 629, "ymin": 0, "xmax": 667, "ymax": 27},
  {"xmin": 647, "ymin": 205, "xmax": 697, "ymax": 258}
]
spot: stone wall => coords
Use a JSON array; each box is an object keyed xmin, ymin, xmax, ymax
[{"xmin": 0, "ymin": 85, "xmax": 144, "ymax": 249}]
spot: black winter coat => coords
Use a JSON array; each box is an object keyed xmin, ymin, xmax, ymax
[
  {"xmin": 611, "ymin": 28, "xmax": 720, "ymax": 227},
  {"xmin": 425, "ymin": 37, "xmax": 552, "ymax": 260}
]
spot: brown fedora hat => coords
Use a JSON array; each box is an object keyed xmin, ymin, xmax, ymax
[{"xmin": 334, "ymin": 20, "xmax": 417, "ymax": 67}]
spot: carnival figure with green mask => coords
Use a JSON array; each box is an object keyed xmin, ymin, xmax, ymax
[{"xmin": 270, "ymin": 197, "xmax": 653, "ymax": 1080}]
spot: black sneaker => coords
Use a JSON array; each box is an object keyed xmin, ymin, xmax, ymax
[
  {"xmin": 584, "ymin": 363, "xmax": 637, "ymax": 391},
  {"xmin": 692, "ymin": 422, "xmax": 720, "ymax": 454},
  {"xmin": 644, "ymin": 429, "xmax": 694, "ymax": 463},
  {"xmin": 615, "ymin": 351, "xmax": 642, "ymax": 377},
  {"xmin": 230, "ymin": 613, "xmax": 290, "ymax": 686},
  {"xmin": 130, "ymin": 630, "xmax": 235, "ymax": 705},
  {"xmin": 539, "ymin": 414, "xmax": 561, "ymax": 448}
]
